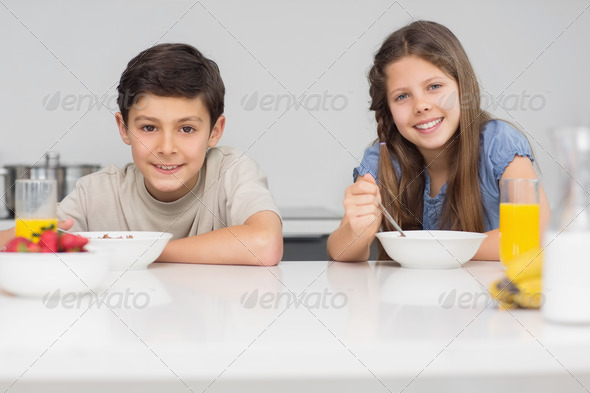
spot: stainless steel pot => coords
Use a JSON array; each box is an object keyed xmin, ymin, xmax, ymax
[{"xmin": 0, "ymin": 151, "xmax": 101, "ymax": 218}]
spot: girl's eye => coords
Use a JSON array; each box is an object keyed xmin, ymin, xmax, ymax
[
  {"xmin": 180, "ymin": 126, "xmax": 195, "ymax": 134},
  {"xmin": 428, "ymin": 83, "xmax": 442, "ymax": 90},
  {"xmin": 142, "ymin": 125, "xmax": 156, "ymax": 132},
  {"xmin": 395, "ymin": 93, "xmax": 408, "ymax": 101}
]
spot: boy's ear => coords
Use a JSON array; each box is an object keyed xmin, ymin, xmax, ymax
[
  {"xmin": 116, "ymin": 112, "xmax": 132, "ymax": 145},
  {"xmin": 208, "ymin": 115, "xmax": 225, "ymax": 148}
]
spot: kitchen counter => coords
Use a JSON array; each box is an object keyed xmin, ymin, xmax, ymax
[{"xmin": 1, "ymin": 260, "xmax": 589, "ymax": 392}]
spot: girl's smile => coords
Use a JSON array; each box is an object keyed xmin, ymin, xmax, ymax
[
  {"xmin": 386, "ymin": 55, "xmax": 460, "ymax": 163},
  {"xmin": 414, "ymin": 117, "xmax": 444, "ymax": 133}
]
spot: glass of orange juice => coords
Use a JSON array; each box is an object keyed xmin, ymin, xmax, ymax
[
  {"xmin": 15, "ymin": 179, "xmax": 58, "ymax": 243},
  {"xmin": 499, "ymin": 179, "xmax": 540, "ymax": 266}
]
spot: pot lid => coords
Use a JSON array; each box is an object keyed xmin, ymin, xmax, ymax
[{"xmin": 2, "ymin": 151, "xmax": 100, "ymax": 169}]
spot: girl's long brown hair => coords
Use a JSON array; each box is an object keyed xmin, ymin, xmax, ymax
[{"xmin": 368, "ymin": 21, "xmax": 491, "ymax": 259}]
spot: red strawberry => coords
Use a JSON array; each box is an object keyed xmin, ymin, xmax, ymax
[
  {"xmin": 39, "ymin": 230, "xmax": 59, "ymax": 253},
  {"xmin": 27, "ymin": 242, "xmax": 41, "ymax": 252},
  {"xmin": 4, "ymin": 237, "xmax": 32, "ymax": 252},
  {"xmin": 58, "ymin": 233, "xmax": 89, "ymax": 252}
]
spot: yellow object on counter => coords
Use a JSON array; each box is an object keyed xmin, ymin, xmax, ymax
[
  {"xmin": 15, "ymin": 218, "xmax": 58, "ymax": 243},
  {"xmin": 490, "ymin": 248, "xmax": 543, "ymax": 309},
  {"xmin": 505, "ymin": 247, "xmax": 543, "ymax": 284}
]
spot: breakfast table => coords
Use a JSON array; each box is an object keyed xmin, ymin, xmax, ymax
[{"xmin": 1, "ymin": 257, "xmax": 589, "ymax": 393}]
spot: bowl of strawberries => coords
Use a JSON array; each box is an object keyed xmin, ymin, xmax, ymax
[{"xmin": 0, "ymin": 230, "xmax": 110, "ymax": 297}]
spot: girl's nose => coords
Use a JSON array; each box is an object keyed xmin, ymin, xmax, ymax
[{"xmin": 414, "ymin": 96, "xmax": 432, "ymax": 113}]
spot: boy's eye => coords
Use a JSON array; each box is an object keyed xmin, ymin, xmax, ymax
[
  {"xmin": 142, "ymin": 125, "xmax": 156, "ymax": 132},
  {"xmin": 180, "ymin": 126, "xmax": 195, "ymax": 134}
]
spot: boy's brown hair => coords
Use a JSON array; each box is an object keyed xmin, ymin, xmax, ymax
[{"xmin": 117, "ymin": 43, "xmax": 225, "ymax": 129}]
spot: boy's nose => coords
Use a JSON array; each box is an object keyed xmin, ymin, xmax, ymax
[{"xmin": 156, "ymin": 132, "xmax": 177, "ymax": 155}]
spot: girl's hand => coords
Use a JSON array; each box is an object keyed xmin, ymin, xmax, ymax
[{"xmin": 343, "ymin": 173, "xmax": 382, "ymax": 236}]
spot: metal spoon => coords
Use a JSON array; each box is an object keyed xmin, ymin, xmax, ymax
[{"xmin": 379, "ymin": 201, "xmax": 406, "ymax": 237}]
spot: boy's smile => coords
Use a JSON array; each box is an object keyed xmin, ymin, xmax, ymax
[
  {"xmin": 385, "ymin": 55, "xmax": 460, "ymax": 164},
  {"xmin": 116, "ymin": 94, "xmax": 224, "ymax": 202}
]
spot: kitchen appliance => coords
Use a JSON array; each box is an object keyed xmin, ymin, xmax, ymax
[{"xmin": 0, "ymin": 151, "xmax": 101, "ymax": 218}]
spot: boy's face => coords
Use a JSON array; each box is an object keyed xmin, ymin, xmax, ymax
[{"xmin": 116, "ymin": 94, "xmax": 224, "ymax": 202}]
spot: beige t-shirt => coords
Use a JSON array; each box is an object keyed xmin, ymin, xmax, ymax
[{"xmin": 58, "ymin": 146, "xmax": 281, "ymax": 239}]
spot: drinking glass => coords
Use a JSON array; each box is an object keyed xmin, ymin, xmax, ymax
[
  {"xmin": 15, "ymin": 179, "xmax": 58, "ymax": 242},
  {"xmin": 499, "ymin": 179, "xmax": 540, "ymax": 266},
  {"xmin": 543, "ymin": 127, "xmax": 590, "ymax": 323}
]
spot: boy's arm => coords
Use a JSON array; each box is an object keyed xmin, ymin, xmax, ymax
[
  {"xmin": 0, "ymin": 228, "xmax": 13, "ymax": 249},
  {"xmin": 156, "ymin": 210, "xmax": 283, "ymax": 266}
]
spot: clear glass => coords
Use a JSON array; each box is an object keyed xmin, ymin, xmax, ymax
[
  {"xmin": 14, "ymin": 179, "xmax": 58, "ymax": 242},
  {"xmin": 543, "ymin": 127, "xmax": 590, "ymax": 323},
  {"xmin": 499, "ymin": 178, "xmax": 540, "ymax": 267}
]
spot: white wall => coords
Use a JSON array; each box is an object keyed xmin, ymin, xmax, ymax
[{"xmin": 1, "ymin": 0, "xmax": 589, "ymax": 215}]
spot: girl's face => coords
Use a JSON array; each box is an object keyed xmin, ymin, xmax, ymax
[{"xmin": 385, "ymin": 55, "xmax": 460, "ymax": 162}]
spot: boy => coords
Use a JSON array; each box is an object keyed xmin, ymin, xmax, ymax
[{"xmin": 2, "ymin": 43, "xmax": 283, "ymax": 266}]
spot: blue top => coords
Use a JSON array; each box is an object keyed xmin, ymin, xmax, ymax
[{"xmin": 353, "ymin": 120, "xmax": 533, "ymax": 231}]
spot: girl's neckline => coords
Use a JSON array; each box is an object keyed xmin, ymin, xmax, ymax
[{"xmin": 424, "ymin": 169, "xmax": 447, "ymax": 200}]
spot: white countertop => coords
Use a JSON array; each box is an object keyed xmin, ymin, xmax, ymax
[{"xmin": 1, "ymin": 260, "xmax": 589, "ymax": 392}]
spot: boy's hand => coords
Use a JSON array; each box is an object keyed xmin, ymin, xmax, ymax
[
  {"xmin": 0, "ymin": 218, "xmax": 75, "ymax": 250},
  {"xmin": 343, "ymin": 173, "xmax": 382, "ymax": 236},
  {"xmin": 58, "ymin": 218, "xmax": 74, "ymax": 232}
]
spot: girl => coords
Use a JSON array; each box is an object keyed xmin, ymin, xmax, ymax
[{"xmin": 327, "ymin": 20, "xmax": 550, "ymax": 262}]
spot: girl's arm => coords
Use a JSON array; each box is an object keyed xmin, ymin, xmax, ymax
[
  {"xmin": 473, "ymin": 228, "xmax": 499, "ymax": 260},
  {"xmin": 473, "ymin": 155, "xmax": 550, "ymax": 261},
  {"xmin": 327, "ymin": 174, "xmax": 382, "ymax": 262},
  {"xmin": 156, "ymin": 210, "xmax": 283, "ymax": 266}
]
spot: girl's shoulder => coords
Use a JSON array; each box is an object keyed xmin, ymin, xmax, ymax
[
  {"xmin": 480, "ymin": 120, "xmax": 533, "ymax": 180},
  {"xmin": 480, "ymin": 120, "xmax": 530, "ymax": 149}
]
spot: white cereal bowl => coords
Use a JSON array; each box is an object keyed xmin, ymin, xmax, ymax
[
  {"xmin": 73, "ymin": 231, "xmax": 173, "ymax": 271},
  {"xmin": 375, "ymin": 230, "xmax": 487, "ymax": 269},
  {"xmin": 0, "ymin": 251, "xmax": 110, "ymax": 297}
]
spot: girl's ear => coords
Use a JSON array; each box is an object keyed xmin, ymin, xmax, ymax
[
  {"xmin": 116, "ymin": 113, "xmax": 132, "ymax": 145},
  {"xmin": 208, "ymin": 115, "xmax": 225, "ymax": 148}
]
